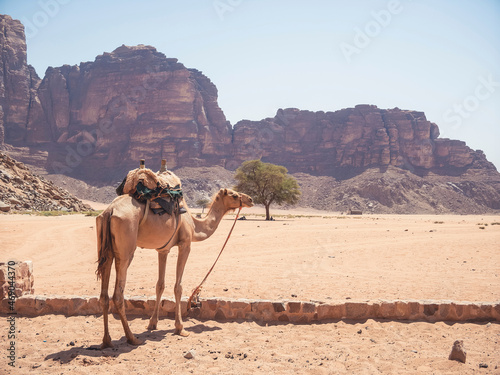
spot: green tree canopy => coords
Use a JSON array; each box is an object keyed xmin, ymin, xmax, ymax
[
  {"xmin": 234, "ymin": 159, "xmax": 301, "ymax": 220},
  {"xmin": 196, "ymin": 198, "xmax": 211, "ymax": 214}
]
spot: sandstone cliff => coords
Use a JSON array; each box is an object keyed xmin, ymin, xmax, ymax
[
  {"xmin": 0, "ymin": 15, "xmax": 40, "ymax": 146},
  {"xmin": 231, "ymin": 106, "xmax": 496, "ymax": 176},
  {"xmin": 25, "ymin": 44, "xmax": 232, "ymax": 181}
]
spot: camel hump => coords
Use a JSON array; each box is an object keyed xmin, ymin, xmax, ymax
[
  {"xmin": 121, "ymin": 168, "xmax": 182, "ymax": 196},
  {"xmin": 122, "ymin": 168, "xmax": 159, "ymax": 195}
]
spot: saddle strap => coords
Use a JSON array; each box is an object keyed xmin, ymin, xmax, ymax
[{"xmin": 139, "ymin": 199, "xmax": 150, "ymax": 227}]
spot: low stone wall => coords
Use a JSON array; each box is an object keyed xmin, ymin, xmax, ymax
[
  {"xmin": 0, "ymin": 261, "xmax": 34, "ymax": 299},
  {"xmin": 1, "ymin": 295, "xmax": 499, "ymax": 323}
]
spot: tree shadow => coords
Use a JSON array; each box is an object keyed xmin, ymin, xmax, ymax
[{"xmin": 44, "ymin": 323, "xmax": 221, "ymax": 364}]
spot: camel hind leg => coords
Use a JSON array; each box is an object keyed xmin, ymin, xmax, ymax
[
  {"xmin": 96, "ymin": 209, "xmax": 114, "ymax": 349},
  {"xmin": 113, "ymin": 255, "xmax": 143, "ymax": 345},
  {"xmin": 99, "ymin": 256, "xmax": 114, "ymax": 349},
  {"xmin": 109, "ymin": 214, "xmax": 143, "ymax": 346}
]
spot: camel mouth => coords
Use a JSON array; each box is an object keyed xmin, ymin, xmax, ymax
[{"xmin": 241, "ymin": 194, "xmax": 254, "ymax": 208}]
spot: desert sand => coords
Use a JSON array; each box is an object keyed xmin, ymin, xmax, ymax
[{"xmin": 1, "ymin": 207, "xmax": 499, "ymax": 374}]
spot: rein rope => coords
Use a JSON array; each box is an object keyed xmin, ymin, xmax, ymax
[{"xmin": 187, "ymin": 200, "xmax": 243, "ymax": 311}]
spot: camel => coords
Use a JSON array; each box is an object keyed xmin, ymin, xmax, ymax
[{"xmin": 95, "ymin": 178, "xmax": 253, "ymax": 348}]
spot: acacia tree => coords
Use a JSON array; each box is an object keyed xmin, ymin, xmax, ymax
[
  {"xmin": 196, "ymin": 198, "xmax": 210, "ymax": 214},
  {"xmin": 234, "ymin": 160, "xmax": 301, "ymax": 220}
]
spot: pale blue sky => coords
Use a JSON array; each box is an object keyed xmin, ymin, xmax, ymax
[{"xmin": 2, "ymin": 0, "xmax": 499, "ymax": 168}]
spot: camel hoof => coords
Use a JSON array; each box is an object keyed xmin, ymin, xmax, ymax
[
  {"xmin": 127, "ymin": 337, "xmax": 144, "ymax": 346},
  {"xmin": 174, "ymin": 328, "xmax": 190, "ymax": 337},
  {"xmin": 147, "ymin": 322, "xmax": 157, "ymax": 331},
  {"xmin": 101, "ymin": 341, "xmax": 113, "ymax": 349}
]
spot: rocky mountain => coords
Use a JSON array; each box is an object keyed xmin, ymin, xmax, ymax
[
  {"xmin": 0, "ymin": 15, "xmax": 40, "ymax": 146},
  {"xmin": 0, "ymin": 13, "xmax": 499, "ymax": 214},
  {"xmin": 0, "ymin": 151, "xmax": 91, "ymax": 212},
  {"xmin": 23, "ymin": 44, "xmax": 232, "ymax": 181},
  {"xmin": 292, "ymin": 166, "xmax": 500, "ymax": 214},
  {"xmin": 231, "ymin": 106, "xmax": 496, "ymax": 176}
]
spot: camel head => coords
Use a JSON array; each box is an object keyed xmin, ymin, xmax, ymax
[{"xmin": 216, "ymin": 188, "xmax": 253, "ymax": 210}]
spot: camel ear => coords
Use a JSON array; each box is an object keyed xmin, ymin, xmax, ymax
[{"xmin": 223, "ymin": 188, "xmax": 228, "ymax": 195}]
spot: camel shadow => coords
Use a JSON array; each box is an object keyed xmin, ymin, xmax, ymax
[{"xmin": 44, "ymin": 323, "xmax": 221, "ymax": 364}]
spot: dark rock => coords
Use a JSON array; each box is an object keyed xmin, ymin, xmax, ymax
[
  {"xmin": 449, "ymin": 340, "xmax": 466, "ymax": 363},
  {"xmin": 0, "ymin": 201, "xmax": 10, "ymax": 212}
]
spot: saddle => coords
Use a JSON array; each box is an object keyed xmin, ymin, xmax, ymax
[{"xmin": 116, "ymin": 167, "xmax": 186, "ymax": 216}]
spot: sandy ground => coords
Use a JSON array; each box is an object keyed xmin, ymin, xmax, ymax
[{"xmin": 1, "ymin": 208, "xmax": 500, "ymax": 374}]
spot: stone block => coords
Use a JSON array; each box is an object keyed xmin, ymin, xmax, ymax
[
  {"xmin": 287, "ymin": 302, "xmax": 302, "ymax": 314},
  {"xmin": 453, "ymin": 303, "xmax": 465, "ymax": 320},
  {"xmin": 278, "ymin": 314, "xmax": 289, "ymax": 322},
  {"xmin": 463, "ymin": 303, "xmax": 481, "ymax": 320},
  {"xmin": 438, "ymin": 303, "xmax": 451, "ymax": 320},
  {"xmin": 407, "ymin": 301, "xmax": 421, "ymax": 319},
  {"xmin": 378, "ymin": 301, "xmax": 396, "ymax": 318},
  {"xmin": 423, "ymin": 303, "xmax": 439, "ymax": 319},
  {"xmin": 0, "ymin": 298, "xmax": 10, "ymax": 313},
  {"xmin": 273, "ymin": 302, "xmax": 286, "ymax": 313},
  {"xmin": 0, "ymin": 261, "xmax": 34, "ymax": 299},
  {"xmin": 125, "ymin": 297, "xmax": 149, "ymax": 315},
  {"xmin": 479, "ymin": 304, "xmax": 492, "ymax": 319},
  {"xmin": 493, "ymin": 304, "xmax": 500, "ymax": 320},
  {"xmin": 317, "ymin": 304, "xmax": 344, "ymax": 320},
  {"xmin": 46, "ymin": 297, "xmax": 71, "ymax": 315},
  {"xmin": 250, "ymin": 301, "xmax": 275, "ymax": 321},
  {"xmin": 205, "ymin": 299, "xmax": 218, "ymax": 311},
  {"xmin": 251, "ymin": 301, "xmax": 271, "ymax": 312},
  {"xmin": 394, "ymin": 301, "xmax": 410, "ymax": 319},
  {"xmin": 68, "ymin": 297, "xmax": 91, "ymax": 316},
  {"xmin": 302, "ymin": 302, "xmax": 316, "ymax": 314},
  {"xmin": 160, "ymin": 298, "xmax": 176, "ymax": 312},
  {"xmin": 13, "ymin": 295, "xmax": 37, "ymax": 315},
  {"xmin": 229, "ymin": 300, "xmax": 251, "ymax": 311},
  {"xmin": 85, "ymin": 297, "xmax": 100, "ymax": 315},
  {"xmin": 214, "ymin": 309, "xmax": 226, "ymax": 320},
  {"xmin": 345, "ymin": 302, "xmax": 369, "ymax": 320}
]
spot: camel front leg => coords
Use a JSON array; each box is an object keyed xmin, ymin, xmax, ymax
[
  {"xmin": 174, "ymin": 243, "xmax": 191, "ymax": 336},
  {"xmin": 113, "ymin": 258, "xmax": 143, "ymax": 346},
  {"xmin": 147, "ymin": 251, "xmax": 168, "ymax": 330}
]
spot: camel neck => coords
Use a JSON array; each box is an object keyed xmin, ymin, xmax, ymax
[{"xmin": 191, "ymin": 199, "xmax": 226, "ymax": 242}]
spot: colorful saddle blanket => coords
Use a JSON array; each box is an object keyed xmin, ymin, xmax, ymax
[{"xmin": 116, "ymin": 168, "xmax": 185, "ymax": 216}]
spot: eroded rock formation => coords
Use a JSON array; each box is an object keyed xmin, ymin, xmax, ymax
[
  {"xmin": 25, "ymin": 44, "xmax": 232, "ymax": 180},
  {"xmin": 0, "ymin": 15, "xmax": 40, "ymax": 145},
  {"xmin": 231, "ymin": 106, "xmax": 495, "ymax": 175}
]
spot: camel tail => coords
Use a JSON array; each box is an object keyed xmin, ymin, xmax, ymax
[{"xmin": 96, "ymin": 208, "xmax": 114, "ymax": 280}]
